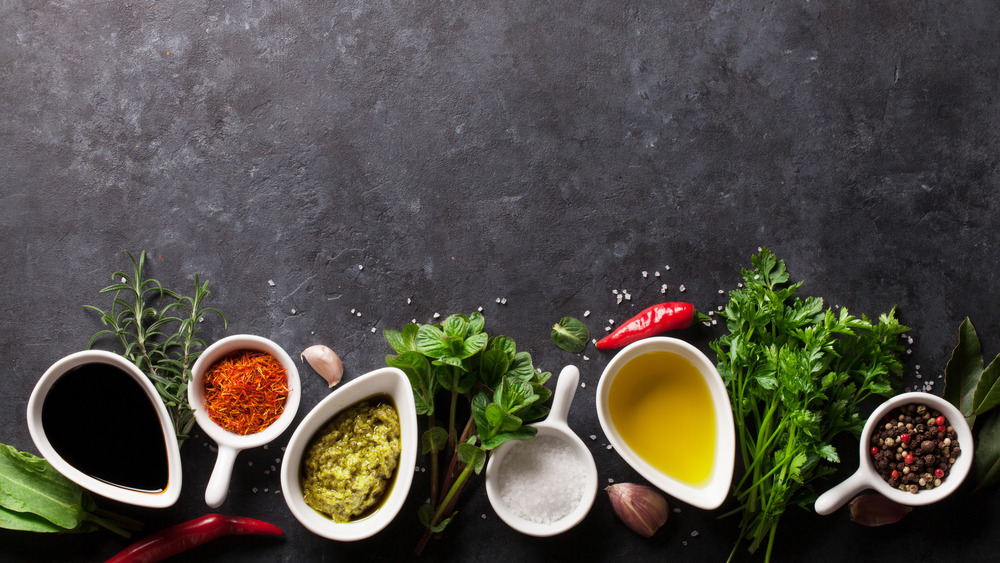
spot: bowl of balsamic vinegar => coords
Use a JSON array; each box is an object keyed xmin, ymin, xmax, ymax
[{"xmin": 26, "ymin": 350, "xmax": 182, "ymax": 508}]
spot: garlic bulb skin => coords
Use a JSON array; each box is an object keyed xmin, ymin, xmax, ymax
[
  {"xmin": 606, "ymin": 483, "xmax": 669, "ymax": 537},
  {"xmin": 849, "ymin": 494, "xmax": 912, "ymax": 527},
  {"xmin": 300, "ymin": 345, "xmax": 344, "ymax": 387}
]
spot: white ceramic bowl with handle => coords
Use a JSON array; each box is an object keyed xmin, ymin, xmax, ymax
[
  {"xmin": 815, "ymin": 391, "xmax": 973, "ymax": 515},
  {"xmin": 189, "ymin": 334, "xmax": 301, "ymax": 508},
  {"xmin": 485, "ymin": 365, "xmax": 599, "ymax": 537}
]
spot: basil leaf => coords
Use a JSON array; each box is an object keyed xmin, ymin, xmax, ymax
[
  {"xmin": 422, "ymin": 427, "xmax": 448, "ymax": 455},
  {"xmin": 551, "ymin": 316, "xmax": 590, "ymax": 354}
]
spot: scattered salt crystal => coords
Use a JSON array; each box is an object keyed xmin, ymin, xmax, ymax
[
  {"xmin": 718, "ymin": 289, "xmax": 724, "ymax": 294},
  {"xmin": 358, "ymin": 265, "xmax": 363, "ymax": 270},
  {"xmin": 605, "ymin": 326, "xmax": 611, "ymax": 332},
  {"xmin": 351, "ymin": 308, "xmax": 356, "ymax": 314},
  {"xmin": 682, "ymin": 541, "xmax": 688, "ymax": 546},
  {"xmin": 661, "ymin": 284, "xmax": 668, "ymax": 294},
  {"xmin": 412, "ymin": 319, "xmax": 417, "ymax": 323},
  {"xmin": 608, "ymin": 478, "xmax": 614, "ymax": 483},
  {"xmin": 580, "ymin": 382, "xmax": 586, "ymax": 388},
  {"xmin": 263, "ymin": 445, "xmax": 268, "ymax": 450},
  {"xmin": 498, "ymin": 436, "xmax": 586, "ymax": 524},
  {"xmin": 481, "ymin": 514, "xmax": 487, "ymax": 519},
  {"xmin": 672, "ymin": 507, "xmax": 681, "ymax": 513},
  {"xmin": 268, "ymin": 279, "xmax": 275, "ymax": 286},
  {"xmin": 291, "ymin": 308, "xmax": 296, "ymax": 314},
  {"xmin": 908, "ymin": 336, "xmax": 914, "ymax": 345},
  {"xmin": 248, "ymin": 461, "xmax": 253, "ymax": 466},
  {"xmin": 407, "ymin": 297, "xmax": 412, "ymax": 304},
  {"xmin": 606, "ymin": 445, "xmax": 612, "ymax": 450},
  {"xmin": 655, "ymin": 271, "xmax": 661, "ymax": 277},
  {"xmin": 263, "ymin": 488, "xmax": 269, "ymax": 493},
  {"xmin": 356, "ymin": 312, "xmax": 362, "ymax": 317},
  {"xmin": 916, "ymin": 365, "xmax": 921, "ymax": 370},
  {"xmin": 691, "ymin": 530, "xmax": 699, "ymax": 537},
  {"xmin": 433, "ymin": 312, "xmax": 441, "ymax": 319},
  {"xmin": 371, "ymin": 327, "xmax": 377, "ymax": 333},
  {"xmin": 583, "ymin": 356, "xmax": 589, "ymax": 361},
  {"xmin": 665, "ymin": 265, "xmax": 671, "ymax": 270},
  {"xmin": 478, "ymin": 306, "xmax": 483, "ymax": 312},
  {"xmin": 609, "ymin": 319, "xmax": 615, "ymax": 324},
  {"xmin": 584, "ymin": 310, "xmax": 591, "ymax": 317},
  {"xmin": 679, "ymin": 285, "xmax": 686, "ymax": 292},
  {"xmin": 501, "ymin": 298, "xmax": 507, "ymax": 304},
  {"xmin": 754, "ymin": 274, "xmax": 760, "ymax": 280},
  {"xmin": 642, "ymin": 271, "xmax": 648, "ymax": 278},
  {"xmin": 496, "ymin": 297, "xmax": 502, "ymax": 303},
  {"xmin": 612, "ymin": 290, "xmax": 619, "ymax": 295},
  {"xmin": 253, "ymin": 487, "xmax": 258, "ymax": 493},
  {"xmin": 616, "ymin": 294, "xmax": 623, "ymax": 304},
  {"xmin": 589, "ymin": 435, "xmax": 596, "ymax": 440}
]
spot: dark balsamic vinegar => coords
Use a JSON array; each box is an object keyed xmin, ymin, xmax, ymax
[{"xmin": 41, "ymin": 362, "xmax": 169, "ymax": 493}]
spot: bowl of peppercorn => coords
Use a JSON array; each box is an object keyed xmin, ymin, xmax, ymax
[{"xmin": 815, "ymin": 391, "xmax": 973, "ymax": 515}]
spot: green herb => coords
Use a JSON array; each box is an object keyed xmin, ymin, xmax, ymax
[
  {"xmin": 384, "ymin": 312, "xmax": 551, "ymax": 555},
  {"xmin": 710, "ymin": 249, "xmax": 907, "ymax": 562},
  {"xmin": 84, "ymin": 251, "xmax": 227, "ymax": 445},
  {"xmin": 941, "ymin": 317, "xmax": 1000, "ymax": 488},
  {"xmin": 551, "ymin": 316, "xmax": 590, "ymax": 353},
  {"xmin": 0, "ymin": 444, "xmax": 141, "ymax": 536}
]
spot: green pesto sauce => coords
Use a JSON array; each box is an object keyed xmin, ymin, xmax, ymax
[{"xmin": 300, "ymin": 395, "xmax": 402, "ymax": 523}]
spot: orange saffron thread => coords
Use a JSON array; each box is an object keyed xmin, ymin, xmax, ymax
[{"xmin": 202, "ymin": 350, "xmax": 290, "ymax": 435}]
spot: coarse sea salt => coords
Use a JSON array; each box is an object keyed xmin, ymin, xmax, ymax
[{"xmin": 498, "ymin": 435, "xmax": 586, "ymax": 524}]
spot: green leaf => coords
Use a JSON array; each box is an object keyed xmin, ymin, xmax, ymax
[
  {"xmin": 479, "ymin": 348, "xmax": 510, "ymax": 389},
  {"xmin": 973, "ymin": 355, "xmax": 1000, "ymax": 416},
  {"xmin": 456, "ymin": 443, "xmax": 487, "ymax": 474},
  {"xmin": 551, "ymin": 317, "xmax": 590, "ymax": 353},
  {"xmin": 975, "ymin": 412, "xmax": 1000, "ymax": 489},
  {"xmin": 442, "ymin": 315, "xmax": 469, "ymax": 339},
  {"xmin": 416, "ymin": 324, "xmax": 451, "ymax": 359},
  {"xmin": 384, "ymin": 324, "xmax": 419, "ymax": 354},
  {"xmin": 943, "ymin": 318, "xmax": 985, "ymax": 426},
  {"xmin": 422, "ymin": 427, "xmax": 448, "ymax": 455},
  {"xmin": 417, "ymin": 503, "xmax": 452, "ymax": 533},
  {"xmin": 489, "ymin": 336, "xmax": 517, "ymax": 360},
  {"xmin": 386, "ymin": 352, "xmax": 435, "ymax": 415},
  {"xmin": 0, "ymin": 444, "xmax": 85, "ymax": 530},
  {"xmin": 482, "ymin": 426, "xmax": 537, "ymax": 450},
  {"xmin": 504, "ymin": 352, "xmax": 535, "ymax": 381},
  {"xmin": 461, "ymin": 332, "xmax": 488, "ymax": 359}
]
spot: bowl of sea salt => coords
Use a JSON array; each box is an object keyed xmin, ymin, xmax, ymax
[{"xmin": 485, "ymin": 365, "xmax": 598, "ymax": 536}]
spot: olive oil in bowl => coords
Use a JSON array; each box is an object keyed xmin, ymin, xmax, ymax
[
  {"xmin": 608, "ymin": 350, "xmax": 715, "ymax": 485},
  {"xmin": 596, "ymin": 337, "xmax": 735, "ymax": 510}
]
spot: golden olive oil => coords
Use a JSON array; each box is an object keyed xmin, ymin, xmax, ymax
[{"xmin": 608, "ymin": 351, "xmax": 716, "ymax": 485}]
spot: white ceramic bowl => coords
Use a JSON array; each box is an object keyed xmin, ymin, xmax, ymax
[
  {"xmin": 189, "ymin": 334, "xmax": 301, "ymax": 508},
  {"xmin": 26, "ymin": 350, "xmax": 183, "ymax": 508},
  {"xmin": 815, "ymin": 391, "xmax": 973, "ymax": 514},
  {"xmin": 485, "ymin": 365, "xmax": 598, "ymax": 536},
  {"xmin": 596, "ymin": 337, "xmax": 735, "ymax": 510},
  {"xmin": 281, "ymin": 367, "xmax": 418, "ymax": 541}
]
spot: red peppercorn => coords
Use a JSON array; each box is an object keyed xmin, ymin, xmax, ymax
[
  {"xmin": 936, "ymin": 416, "xmax": 945, "ymax": 426},
  {"xmin": 938, "ymin": 425, "xmax": 947, "ymax": 433},
  {"xmin": 900, "ymin": 433, "xmax": 911, "ymax": 444},
  {"xmin": 891, "ymin": 469, "xmax": 899, "ymax": 480},
  {"xmin": 905, "ymin": 453, "xmax": 915, "ymax": 464},
  {"xmin": 935, "ymin": 468, "xmax": 945, "ymax": 478},
  {"xmin": 871, "ymin": 446, "xmax": 880, "ymax": 456}
]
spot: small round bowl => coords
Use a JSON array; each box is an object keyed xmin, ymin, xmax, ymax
[
  {"xmin": 815, "ymin": 391, "xmax": 973, "ymax": 514},
  {"xmin": 595, "ymin": 337, "xmax": 735, "ymax": 510},
  {"xmin": 281, "ymin": 366, "xmax": 418, "ymax": 541},
  {"xmin": 26, "ymin": 350, "xmax": 182, "ymax": 508},
  {"xmin": 189, "ymin": 334, "xmax": 301, "ymax": 508},
  {"xmin": 485, "ymin": 365, "xmax": 598, "ymax": 537}
]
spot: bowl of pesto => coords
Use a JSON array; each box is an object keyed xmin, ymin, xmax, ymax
[{"xmin": 281, "ymin": 366, "xmax": 418, "ymax": 541}]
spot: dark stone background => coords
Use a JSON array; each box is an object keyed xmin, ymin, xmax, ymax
[{"xmin": 2, "ymin": 0, "xmax": 999, "ymax": 561}]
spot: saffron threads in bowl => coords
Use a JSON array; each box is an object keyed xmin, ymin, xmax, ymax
[{"xmin": 203, "ymin": 350, "xmax": 290, "ymax": 435}]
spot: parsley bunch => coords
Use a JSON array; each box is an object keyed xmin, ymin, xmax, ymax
[
  {"xmin": 711, "ymin": 249, "xmax": 908, "ymax": 562},
  {"xmin": 384, "ymin": 313, "xmax": 551, "ymax": 555}
]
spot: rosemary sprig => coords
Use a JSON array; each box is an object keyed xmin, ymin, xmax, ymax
[{"xmin": 84, "ymin": 251, "xmax": 227, "ymax": 446}]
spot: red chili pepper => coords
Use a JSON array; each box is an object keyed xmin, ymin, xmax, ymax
[
  {"xmin": 596, "ymin": 302, "xmax": 709, "ymax": 350},
  {"xmin": 105, "ymin": 514, "xmax": 284, "ymax": 563}
]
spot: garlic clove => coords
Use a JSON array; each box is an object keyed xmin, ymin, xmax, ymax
[
  {"xmin": 849, "ymin": 493, "xmax": 912, "ymax": 527},
  {"xmin": 300, "ymin": 345, "xmax": 344, "ymax": 387},
  {"xmin": 606, "ymin": 483, "xmax": 669, "ymax": 537}
]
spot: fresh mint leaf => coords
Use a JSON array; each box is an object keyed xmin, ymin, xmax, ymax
[{"xmin": 551, "ymin": 316, "xmax": 590, "ymax": 354}]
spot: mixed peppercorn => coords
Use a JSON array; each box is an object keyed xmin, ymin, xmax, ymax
[{"xmin": 870, "ymin": 403, "xmax": 961, "ymax": 493}]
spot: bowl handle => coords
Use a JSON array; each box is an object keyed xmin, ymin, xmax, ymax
[
  {"xmin": 545, "ymin": 365, "xmax": 580, "ymax": 426},
  {"xmin": 205, "ymin": 444, "xmax": 239, "ymax": 508},
  {"xmin": 814, "ymin": 468, "xmax": 869, "ymax": 515}
]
